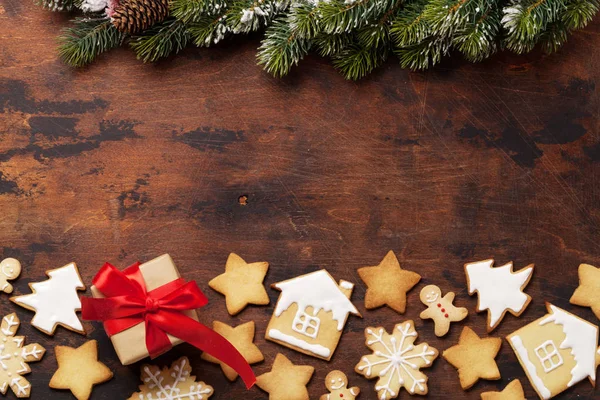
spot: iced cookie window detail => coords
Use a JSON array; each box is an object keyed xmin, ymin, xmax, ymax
[
  {"xmin": 293, "ymin": 310, "xmax": 320, "ymax": 338},
  {"xmin": 534, "ymin": 340, "xmax": 563, "ymax": 373}
]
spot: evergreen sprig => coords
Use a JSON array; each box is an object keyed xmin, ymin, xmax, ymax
[
  {"xmin": 58, "ymin": 18, "xmax": 124, "ymax": 67},
  {"xmin": 42, "ymin": 0, "xmax": 600, "ymax": 78}
]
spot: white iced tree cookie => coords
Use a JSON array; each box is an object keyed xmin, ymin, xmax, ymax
[
  {"xmin": 0, "ymin": 313, "xmax": 45, "ymax": 398},
  {"xmin": 10, "ymin": 263, "xmax": 86, "ymax": 335},
  {"xmin": 0, "ymin": 258, "xmax": 21, "ymax": 294},
  {"xmin": 128, "ymin": 357, "xmax": 214, "ymax": 400},
  {"xmin": 465, "ymin": 259, "xmax": 534, "ymax": 331},
  {"xmin": 355, "ymin": 320, "xmax": 438, "ymax": 400}
]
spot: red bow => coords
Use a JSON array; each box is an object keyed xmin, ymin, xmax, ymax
[{"xmin": 81, "ymin": 262, "xmax": 256, "ymax": 388}]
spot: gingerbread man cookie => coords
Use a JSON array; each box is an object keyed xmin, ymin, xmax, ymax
[
  {"xmin": 0, "ymin": 258, "xmax": 21, "ymax": 294},
  {"xmin": 419, "ymin": 285, "xmax": 468, "ymax": 337},
  {"xmin": 320, "ymin": 370, "xmax": 360, "ymax": 400}
]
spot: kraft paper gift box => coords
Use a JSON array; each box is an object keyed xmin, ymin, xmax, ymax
[{"xmin": 90, "ymin": 254, "xmax": 199, "ymax": 365}]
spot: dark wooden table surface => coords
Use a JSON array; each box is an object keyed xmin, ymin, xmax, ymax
[{"xmin": 1, "ymin": 2, "xmax": 600, "ymax": 399}]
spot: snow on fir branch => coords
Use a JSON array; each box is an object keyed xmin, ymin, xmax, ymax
[{"xmin": 39, "ymin": 0, "xmax": 600, "ymax": 79}]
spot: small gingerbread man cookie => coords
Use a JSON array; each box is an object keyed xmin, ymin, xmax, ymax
[
  {"xmin": 419, "ymin": 285, "xmax": 468, "ymax": 337},
  {"xmin": 0, "ymin": 258, "xmax": 21, "ymax": 294},
  {"xmin": 320, "ymin": 370, "xmax": 360, "ymax": 400}
]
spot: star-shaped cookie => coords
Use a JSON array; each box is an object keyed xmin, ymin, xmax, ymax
[
  {"xmin": 201, "ymin": 321, "xmax": 264, "ymax": 381},
  {"xmin": 570, "ymin": 263, "xmax": 600, "ymax": 319},
  {"xmin": 49, "ymin": 340, "xmax": 112, "ymax": 400},
  {"xmin": 209, "ymin": 253, "xmax": 269, "ymax": 315},
  {"xmin": 358, "ymin": 251, "xmax": 421, "ymax": 313},
  {"xmin": 481, "ymin": 380, "xmax": 525, "ymax": 400},
  {"xmin": 256, "ymin": 353, "xmax": 314, "ymax": 400},
  {"xmin": 442, "ymin": 327, "xmax": 502, "ymax": 390}
]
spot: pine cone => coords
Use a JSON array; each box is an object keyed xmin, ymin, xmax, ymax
[{"xmin": 111, "ymin": 0, "xmax": 169, "ymax": 34}]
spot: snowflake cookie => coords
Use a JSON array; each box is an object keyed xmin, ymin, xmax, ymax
[
  {"xmin": 465, "ymin": 259, "xmax": 534, "ymax": 331},
  {"xmin": 127, "ymin": 357, "xmax": 214, "ymax": 400},
  {"xmin": 0, "ymin": 313, "xmax": 45, "ymax": 398},
  {"xmin": 355, "ymin": 320, "xmax": 438, "ymax": 400}
]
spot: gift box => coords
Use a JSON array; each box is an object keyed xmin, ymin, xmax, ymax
[{"xmin": 90, "ymin": 254, "xmax": 199, "ymax": 365}]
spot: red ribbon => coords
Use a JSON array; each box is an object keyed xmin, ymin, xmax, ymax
[{"xmin": 81, "ymin": 262, "xmax": 256, "ymax": 388}]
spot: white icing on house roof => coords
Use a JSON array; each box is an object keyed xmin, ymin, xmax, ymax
[
  {"xmin": 539, "ymin": 304, "xmax": 598, "ymax": 387},
  {"xmin": 273, "ymin": 270, "xmax": 360, "ymax": 330}
]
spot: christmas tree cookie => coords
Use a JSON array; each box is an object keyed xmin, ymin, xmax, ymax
[
  {"xmin": 355, "ymin": 320, "xmax": 438, "ymax": 399},
  {"xmin": 11, "ymin": 263, "xmax": 86, "ymax": 335},
  {"xmin": 465, "ymin": 259, "xmax": 534, "ymax": 331}
]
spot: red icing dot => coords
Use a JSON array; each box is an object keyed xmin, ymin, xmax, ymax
[
  {"xmin": 437, "ymin": 303, "xmax": 441, "ymax": 307},
  {"xmin": 441, "ymin": 308, "xmax": 445, "ymax": 312},
  {"xmin": 340, "ymin": 394, "xmax": 343, "ymax": 398},
  {"xmin": 445, "ymin": 314, "xmax": 449, "ymax": 318}
]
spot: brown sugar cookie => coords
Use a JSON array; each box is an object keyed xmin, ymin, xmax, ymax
[
  {"xmin": 443, "ymin": 326, "xmax": 502, "ymax": 390},
  {"xmin": 358, "ymin": 251, "xmax": 421, "ymax": 313},
  {"xmin": 201, "ymin": 321, "xmax": 264, "ymax": 381},
  {"xmin": 0, "ymin": 313, "xmax": 45, "ymax": 398},
  {"xmin": 569, "ymin": 263, "xmax": 600, "ymax": 319},
  {"xmin": 320, "ymin": 370, "xmax": 360, "ymax": 400},
  {"xmin": 355, "ymin": 320, "xmax": 438, "ymax": 399},
  {"xmin": 480, "ymin": 380, "xmax": 525, "ymax": 400},
  {"xmin": 208, "ymin": 253, "xmax": 269, "ymax": 315},
  {"xmin": 49, "ymin": 340, "xmax": 112, "ymax": 400},
  {"xmin": 256, "ymin": 353, "xmax": 314, "ymax": 400},
  {"xmin": 127, "ymin": 356, "xmax": 214, "ymax": 400},
  {"xmin": 419, "ymin": 284, "xmax": 468, "ymax": 337}
]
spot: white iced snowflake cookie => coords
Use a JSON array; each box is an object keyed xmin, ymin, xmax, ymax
[
  {"xmin": 355, "ymin": 320, "xmax": 438, "ymax": 399},
  {"xmin": 0, "ymin": 258, "xmax": 21, "ymax": 294},
  {"xmin": 0, "ymin": 313, "xmax": 45, "ymax": 398},
  {"xmin": 127, "ymin": 356, "xmax": 214, "ymax": 400},
  {"xmin": 11, "ymin": 263, "xmax": 86, "ymax": 335},
  {"xmin": 465, "ymin": 259, "xmax": 534, "ymax": 331}
]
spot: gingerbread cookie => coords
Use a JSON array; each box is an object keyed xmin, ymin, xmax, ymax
[
  {"xmin": 128, "ymin": 356, "xmax": 213, "ymax": 400},
  {"xmin": 570, "ymin": 263, "xmax": 600, "ymax": 319},
  {"xmin": 11, "ymin": 262, "xmax": 86, "ymax": 335},
  {"xmin": 208, "ymin": 253, "xmax": 269, "ymax": 315},
  {"xmin": 419, "ymin": 284, "xmax": 468, "ymax": 337},
  {"xmin": 49, "ymin": 340, "xmax": 112, "ymax": 400},
  {"xmin": 0, "ymin": 258, "xmax": 21, "ymax": 294},
  {"xmin": 320, "ymin": 370, "xmax": 359, "ymax": 400},
  {"xmin": 256, "ymin": 353, "xmax": 314, "ymax": 400},
  {"xmin": 465, "ymin": 259, "xmax": 534, "ymax": 331},
  {"xmin": 0, "ymin": 313, "xmax": 45, "ymax": 398},
  {"xmin": 265, "ymin": 270, "xmax": 360, "ymax": 360},
  {"xmin": 443, "ymin": 326, "xmax": 502, "ymax": 390},
  {"xmin": 507, "ymin": 303, "xmax": 600, "ymax": 399},
  {"xmin": 201, "ymin": 321, "xmax": 264, "ymax": 381},
  {"xmin": 358, "ymin": 251, "xmax": 421, "ymax": 314},
  {"xmin": 480, "ymin": 379, "xmax": 525, "ymax": 400},
  {"xmin": 355, "ymin": 320, "xmax": 438, "ymax": 399}
]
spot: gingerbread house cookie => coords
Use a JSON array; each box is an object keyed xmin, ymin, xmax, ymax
[
  {"xmin": 507, "ymin": 303, "xmax": 600, "ymax": 399},
  {"xmin": 265, "ymin": 270, "xmax": 361, "ymax": 361}
]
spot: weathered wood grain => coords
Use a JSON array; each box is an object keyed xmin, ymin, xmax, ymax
[{"xmin": 1, "ymin": 2, "xmax": 600, "ymax": 399}]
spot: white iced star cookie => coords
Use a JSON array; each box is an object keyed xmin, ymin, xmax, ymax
[
  {"xmin": 465, "ymin": 259, "xmax": 534, "ymax": 332},
  {"xmin": 11, "ymin": 263, "xmax": 86, "ymax": 335}
]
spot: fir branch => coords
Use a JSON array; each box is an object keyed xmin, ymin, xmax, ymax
[
  {"xmin": 130, "ymin": 19, "xmax": 190, "ymax": 62},
  {"xmin": 36, "ymin": 0, "xmax": 81, "ymax": 11},
  {"xmin": 257, "ymin": 18, "xmax": 311, "ymax": 77},
  {"xmin": 560, "ymin": 0, "xmax": 599, "ymax": 29},
  {"xmin": 313, "ymin": 32, "xmax": 352, "ymax": 55},
  {"xmin": 453, "ymin": 4, "xmax": 501, "ymax": 61},
  {"xmin": 288, "ymin": 3, "xmax": 321, "ymax": 39},
  {"xmin": 391, "ymin": 0, "xmax": 430, "ymax": 46},
  {"xmin": 332, "ymin": 41, "xmax": 389, "ymax": 79},
  {"xmin": 171, "ymin": 0, "xmax": 219, "ymax": 23},
  {"xmin": 538, "ymin": 19, "xmax": 569, "ymax": 52},
  {"xmin": 226, "ymin": 0, "xmax": 283, "ymax": 34},
  {"xmin": 187, "ymin": 13, "xmax": 231, "ymax": 46},
  {"xmin": 395, "ymin": 36, "xmax": 447, "ymax": 69},
  {"xmin": 319, "ymin": 0, "xmax": 395, "ymax": 34},
  {"xmin": 58, "ymin": 18, "xmax": 124, "ymax": 67}
]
